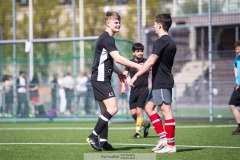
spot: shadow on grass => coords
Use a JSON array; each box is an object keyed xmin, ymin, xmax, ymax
[
  {"xmin": 176, "ymin": 148, "xmax": 202, "ymax": 152},
  {"xmin": 115, "ymin": 146, "xmax": 148, "ymax": 151},
  {"xmin": 141, "ymin": 135, "xmax": 159, "ymax": 139},
  {"xmin": 106, "ymin": 147, "xmax": 202, "ymax": 153}
]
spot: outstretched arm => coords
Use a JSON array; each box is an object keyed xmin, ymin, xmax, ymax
[
  {"xmin": 129, "ymin": 54, "xmax": 158, "ymax": 87},
  {"xmin": 121, "ymin": 70, "xmax": 129, "ymax": 94},
  {"xmin": 113, "ymin": 64, "xmax": 126, "ymax": 83},
  {"xmin": 110, "ymin": 51, "xmax": 141, "ymax": 70}
]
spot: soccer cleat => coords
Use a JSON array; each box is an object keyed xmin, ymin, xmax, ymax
[
  {"xmin": 86, "ymin": 136, "xmax": 102, "ymax": 151},
  {"xmin": 132, "ymin": 133, "xmax": 140, "ymax": 139},
  {"xmin": 151, "ymin": 138, "xmax": 167, "ymax": 152},
  {"xmin": 144, "ymin": 122, "xmax": 151, "ymax": 138},
  {"xmin": 154, "ymin": 145, "xmax": 176, "ymax": 153},
  {"xmin": 232, "ymin": 127, "xmax": 240, "ymax": 135},
  {"xmin": 101, "ymin": 142, "xmax": 117, "ymax": 151}
]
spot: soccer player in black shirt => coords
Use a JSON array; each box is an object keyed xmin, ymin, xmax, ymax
[
  {"xmin": 130, "ymin": 13, "xmax": 177, "ymax": 153},
  {"xmin": 86, "ymin": 11, "xmax": 141, "ymax": 151},
  {"xmin": 121, "ymin": 43, "xmax": 151, "ymax": 139}
]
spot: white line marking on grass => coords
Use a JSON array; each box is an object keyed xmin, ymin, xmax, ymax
[
  {"xmin": 176, "ymin": 145, "xmax": 240, "ymax": 149},
  {"xmin": 0, "ymin": 127, "xmax": 135, "ymax": 130},
  {"xmin": 0, "ymin": 142, "xmax": 239, "ymax": 149},
  {"xmin": 0, "ymin": 125, "xmax": 236, "ymax": 130},
  {"xmin": 0, "ymin": 143, "xmax": 86, "ymax": 145},
  {"xmin": 0, "ymin": 127, "xmax": 94, "ymax": 130},
  {"xmin": 114, "ymin": 143, "xmax": 240, "ymax": 149},
  {"xmin": 177, "ymin": 125, "xmax": 236, "ymax": 129}
]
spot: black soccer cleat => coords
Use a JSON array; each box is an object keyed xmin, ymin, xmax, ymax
[
  {"xmin": 144, "ymin": 122, "xmax": 151, "ymax": 138},
  {"xmin": 101, "ymin": 142, "xmax": 117, "ymax": 151},
  {"xmin": 132, "ymin": 133, "xmax": 140, "ymax": 139},
  {"xmin": 86, "ymin": 136, "xmax": 102, "ymax": 151},
  {"xmin": 232, "ymin": 127, "xmax": 240, "ymax": 135}
]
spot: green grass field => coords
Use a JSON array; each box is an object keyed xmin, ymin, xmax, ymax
[{"xmin": 0, "ymin": 121, "xmax": 239, "ymax": 160}]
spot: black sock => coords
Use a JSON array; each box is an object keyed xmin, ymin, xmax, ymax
[
  {"xmin": 238, "ymin": 123, "xmax": 240, "ymax": 128},
  {"xmin": 100, "ymin": 125, "xmax": 108, "ymax": 145},
  {"xmin": 91, "ymin": 111, "xmax": 112, "ymax": 136}
]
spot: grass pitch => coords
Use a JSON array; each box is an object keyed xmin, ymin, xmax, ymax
[{"xmin": 0, "ymin": 121, "xmax": 239, "ymax": 160}]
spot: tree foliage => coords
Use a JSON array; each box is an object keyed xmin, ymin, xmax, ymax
[
  {"xmin": 0, "ymin": 0, "xmax": 19, "ymax": 40},
  {"xmin": 0, "ymin": 0, "xmax": 176, "ymax": 78}
]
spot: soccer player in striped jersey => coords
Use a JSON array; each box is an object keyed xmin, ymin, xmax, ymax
[
  {"xmin": 130, "ymin": 13, "xmax": 177, "ymax": 153},
  {"xmin": 229, "ymin": 41, "xmax": 240, "ymax": 135},
  {"xmin": 86, "ymin": 11, "xmax": 142, "ymax": 151}
]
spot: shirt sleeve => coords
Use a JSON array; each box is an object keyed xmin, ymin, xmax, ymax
[
  {"xmin": 151, "ymin": 39, "xmax": 167, "ymax": 56},
  {"xmin": 104, "ymin": 36, "xmax": 118, "ymax": 53}
]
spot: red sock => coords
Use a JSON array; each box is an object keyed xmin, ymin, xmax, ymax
[
  {"xmin": 149, "ymin": 113, "xmax": 166, "ymax": 139},
  {"xmin": 165, "ymin": 118, "xmax": 175, "ymax": 146}
]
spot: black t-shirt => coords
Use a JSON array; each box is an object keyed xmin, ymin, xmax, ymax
[
  {"xmin": 91, "ymin": 31, "xmax": 118, "ymax": 82},
  {"xmin": 151, "ymin": 35, "xmax": 176, "ymax": 89},
  {"xmin": 29, "ymin": 77, "xmax": 39, "ymax": 97},
  {"xmin": 125, "ymin": 58, "xmax": 149, "ymax": 91}
]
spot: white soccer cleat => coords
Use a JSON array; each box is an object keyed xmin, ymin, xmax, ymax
[
  {"xmin": 151, "ymin": 138, "xmax": 167, "ymax": 152},
  {"xmin": 154, "ymin": 145, "xmax": 176, "ymax": 153}
]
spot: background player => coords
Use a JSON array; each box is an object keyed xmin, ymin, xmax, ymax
[
  {"xmin": 121, "ymin": 42, "xmax": 150, "ymax": 139},
  {"xmin": 228, "ymin": 41, "xmax": 240, "ymax": 135}
]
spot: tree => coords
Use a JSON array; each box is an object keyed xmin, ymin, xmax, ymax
[
  {"xmin": 0, "ymin": 0, "xmax": 15, "ymax": 40},
  {"xmin": 34, "ymin": 0, "xmax": 70, "ymax": 80}
]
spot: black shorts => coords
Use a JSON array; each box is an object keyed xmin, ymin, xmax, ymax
[
  {"xmin": 91, "ymin": 80, "xmax": 115, "ymax": 101},
  {"xmin": 229, "ymin": 87, "xmax": 240, "ymax": 106},
  {"xmin": 129, "ymin": 87, "xmax": 149, "ymax": 110}
]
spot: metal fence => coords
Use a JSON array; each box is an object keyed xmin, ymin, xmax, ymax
[
  {"xmin": 0, "ymin": 80, "xmax": 235, "ymax": 120},
  {"xmin": 0, "ymin": 0, "xmax": 240, "ymax": 122},
  {"xmin": 0, "ymin": 49, "xmax": 237, "ymax": 121}
]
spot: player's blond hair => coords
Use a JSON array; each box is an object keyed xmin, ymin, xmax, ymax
[{"xmin": 105, "ymin": 11, "xmax": 121, "ymax": 23}]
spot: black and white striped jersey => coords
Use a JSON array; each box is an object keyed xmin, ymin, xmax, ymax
[{"xmin": 91, "ymin": 31, "xmax": 118, "ymax": 82}]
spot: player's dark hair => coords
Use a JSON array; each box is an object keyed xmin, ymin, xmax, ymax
[
  {"xmin": 234, "ymin": 41, "xmax": 240, "ymax": 47},
  {"xmin": 132, "ymin": 43, "xmax": 144, "ymax": 52},
  {"xmin": 19, "ymin": 70, "xmax": 25, "ymax": 75},
  {"xmin": 155, "ymin": 13, "xmax": 172, "ymax": 32}
]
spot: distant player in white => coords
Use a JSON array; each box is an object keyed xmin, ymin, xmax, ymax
[{"xmin": 86, "ymin": 11, "xmax": 141, "ymax": 151}]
